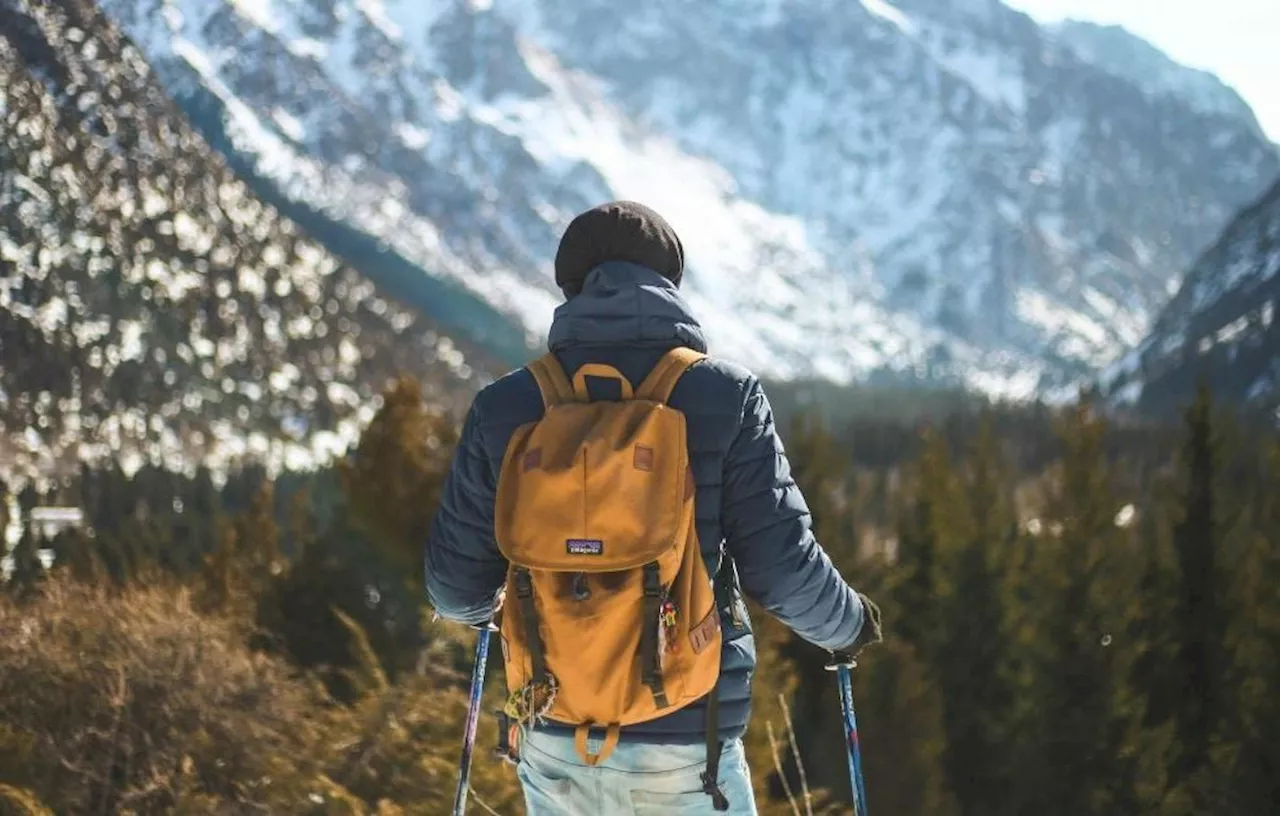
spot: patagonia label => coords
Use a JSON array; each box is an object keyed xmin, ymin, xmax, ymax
[{"xmin": 566, "ymin": 538, "xmax": 604, "ymax": 556}]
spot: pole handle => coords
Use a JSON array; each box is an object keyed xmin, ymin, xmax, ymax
[{"xmin": 825, "ymin": 649, "xmax": 858, "ymax": 670}]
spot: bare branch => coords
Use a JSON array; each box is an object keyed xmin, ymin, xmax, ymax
[
  {"xmin": 767, "ymin": 720, "xmax": 802, "ymax": 816},
  {"xmin": 779, "ymin": 693, "xmax": 814, "ymax": 816},
  {"xmin": 468, "ymin": 787, "xmax": 503, "ymax": 816}
]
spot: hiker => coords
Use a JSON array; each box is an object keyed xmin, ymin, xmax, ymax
[{"xmin": 425, "ymin": 201, "xmax": 883, "ymax": 815}]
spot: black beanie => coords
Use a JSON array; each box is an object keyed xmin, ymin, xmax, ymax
[{"xmin": 554, "ymin": 201, "xmax": 684, "ymax": 297}]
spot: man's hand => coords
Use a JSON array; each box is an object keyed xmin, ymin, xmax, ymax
[{"xmin": 828, "ymin": 593, "xmax": 883, "ymax": 668}]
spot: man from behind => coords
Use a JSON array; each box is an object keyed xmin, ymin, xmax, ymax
[{"xmin": 426, "ymin": 201, "xmax": 882, "ymax": 815}]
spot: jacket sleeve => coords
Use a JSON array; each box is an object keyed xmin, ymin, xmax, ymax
[
  {"xmin": 424, "ymin": 396, "xmax": 507, "ymax": 627},
  {"xmin": 719, "ymin": 375, "xmax": 864, "ymax": 651}
]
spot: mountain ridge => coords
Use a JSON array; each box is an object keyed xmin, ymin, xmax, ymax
[
  {"xmin": 1, "ymin": 0, "xmax": 487, "ymax": 482},
  {"xmin": 1101, "ymin": 175, "xmax": 1280, "ymax": 415},
  {"xmin": 1049, "ymin": 19, "xmax": 1267, "ymax": 138},
  {"xmin": 77, "ymin": 0, "xmax": 1280, "ymax": 398}
]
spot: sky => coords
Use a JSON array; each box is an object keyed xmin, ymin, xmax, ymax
[{"xmin": 1005, "ymin": 0, "xmax": 1280, "ymax": 140}]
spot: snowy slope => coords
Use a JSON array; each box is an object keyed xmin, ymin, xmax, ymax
[
  {"xmin": 1102, "ymin": 178, "xmax": 1280, "ymax": 413},
  {"xmin": 98, "ymin": 0, "xmax": 1280, "ymax": 398},
  {"xmin": 1051, "ymin": 21, "xmax": 1265, "ymax": 136},
  {"xmin": 0, "ymin": 0, "xmax": 486, "ymax": 481}
]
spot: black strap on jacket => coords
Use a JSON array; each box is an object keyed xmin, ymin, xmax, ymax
[
  {"xmin": 513, "ymin": 568, "xmax": 547, "ymax": 686},
  {"xmin": 639, "ymin": 561, "xmax": 669, "ymax": 709},
  {"xmin": 701, "ymin": 685, "xmax": 729, "ymax": 810}
]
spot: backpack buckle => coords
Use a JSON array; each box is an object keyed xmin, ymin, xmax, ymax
[
  {"xmin": 572, "ymin": 572, "xmax": 591, "ymax": 601},
  {"xmin": 513, "ymin": 568, "xmax": 534, "ymax": 599},
  {"xmin": 642, "ymin": 562, "xmax": 661, "ymax": 597}
]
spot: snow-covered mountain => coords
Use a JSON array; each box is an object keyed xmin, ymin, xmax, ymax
[
  {"xmin": 1050, "ymin": 20, "xmax": 1265, "ymax": 133},
  {"xmin": 1102, "ymin": 178, "xmax": 1280, "ymax": 414},
  {"xmin": 1, "ymin": 0, "xmax": 485, "ymax": 481},
  {"xmin": 97, "ymin": 0, "xmax": 1279, "ymax": 398}
]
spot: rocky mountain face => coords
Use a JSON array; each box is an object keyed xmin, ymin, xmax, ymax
[
  {"xmin": 0, "ymin": 0, "xmax": 485, "ymax": 481},
  {"xmin": 1050, "ymin": 20, "xmax": 1267, "ymax": 132},
  {"xmin": 1102, "ymin": 178, "xmax": 1280, "ymax": 416},
  {"xmin": 96, "ymin": 0, "xmax": 1278, "ymax": 398}
]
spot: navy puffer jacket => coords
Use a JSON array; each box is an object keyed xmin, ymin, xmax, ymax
[{"xmin": 425, "ymin": 261, "xmax": 865, "ymax": 743}]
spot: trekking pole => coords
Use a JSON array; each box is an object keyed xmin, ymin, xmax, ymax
[
  {"xmin": 452, "ymin": 621, "xmax": 496, "ymax": 816},
  {"xmin": 826, "ymin": 653, "xmax": 869, "ymax": 816}
]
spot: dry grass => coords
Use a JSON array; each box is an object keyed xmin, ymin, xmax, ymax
[
  {"xmin": 0, "ymin": 578, "xmax": 333, "ymax": 813},
  {"xmin": 0, "ymin": 577, "xmax": 523, "ymax": 814}
]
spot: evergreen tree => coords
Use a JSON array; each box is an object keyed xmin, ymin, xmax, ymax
[
  {"xmin": 7, "ymin": 526, "xmax": 44, "ymax": 597},
  {"xmin": 49, "ymin": 527, "xmax": 104, "ymax": 585},
  {"xmin": 1116, "ymin": 479, "xmax": 1181, "ymax": 811},
  {"xmin": 1166, "ymin": 386, "xmax": 1225, "ymax": 807},
  {"xmin": 1015, "ymin": 401, "xmax": 1129, "ymax": 815},
  {"xmin": 932, "ymin": 418, "xmax": 1017, "ymax": 816},
  {"xmin": 894, "ymin": 429, "xmax": 966, "ymax": 656},
  {"xmin": 235, "ymin": 481, "xmax": 284, "ymax": 584},
  {"xmin": 0, "ymin": 478, "xmax": 9, "ymax": 549},
  {"xmin": 1217, "ymin": 435, "xmax": 1280, "ymax": 812},
  {"xmin": 339, "ymin": 375, "xmax": 457, "ymax": 594},
  {"xmin": 198, "ymin": 513, "xmax": 239, "ymax": 615},
  {"xmin": 287, "ymin": 487, "xmax": 315, "ymax": 562},
  {"xmin": 785, "ymin": 414, "xmax": 854, "ymax": 551},
  {"xmin": 857, "ymin": 640, "xmax": 961, "ymax": 816},
  {"xmin": 16, "ymin": 483, "xmax": 37, "ymax": 524}
]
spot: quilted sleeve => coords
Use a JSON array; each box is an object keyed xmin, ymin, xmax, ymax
[
  {"xmin": 424, "ymin": 396, "xmax": 508, "ymax": 627},
  {"xmin": 719, "ymin": 375, "xmax": 865, "ymax": 651}
]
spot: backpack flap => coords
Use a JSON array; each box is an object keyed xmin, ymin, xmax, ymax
[{"xmin": 495, "ymin": 398, "xmax": 691, "ymax": 572}]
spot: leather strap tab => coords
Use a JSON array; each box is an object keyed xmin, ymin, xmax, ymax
[
  {"xmin": 574, "ymin": 723, "xmax": 622, "ymax": 766},
  {"xmin": 571, "ymin": 363, "xmax": 634, "ymax": 401}
]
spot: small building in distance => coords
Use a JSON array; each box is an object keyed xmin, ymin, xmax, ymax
[{"xmin": 28, "ymin": 506, "xmax": 85, "ymax": 540}]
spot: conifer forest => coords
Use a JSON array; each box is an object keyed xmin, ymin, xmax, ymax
[{"xmin": 2, "ymin": 381, "xmax": 1277, "ymax": 815}]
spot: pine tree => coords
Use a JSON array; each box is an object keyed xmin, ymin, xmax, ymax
[
  {"xmin": 1217, "ymin": 433, "xmax": 1280, "ymax": 812},
  {"xmin": 856, "ymin": 640, "xmax": 961, "ymax": 816},
  {"xmin": 785, "ymin": 414, "xmax": 854, "ymax": 550},
  {"xmin": 894, "ymin": 428, "xmax": 966, "ymax": 657},
  {"xmin": 0, "ymin": 478, "xmax": 9, "ymax": 549},
  {"xmin": 1116, "ymin": 478, "xmax": 1181, "ymax": 811},
  {"xmin": 287, "ymin": 487, "xmax": 315, "ymax": 562},
  {"xmin": 1166, "ymin": 386, "xmax": 1224, "ymax": 807},
  {"xmin": 50, "ymin": 528, "xmax": 104, "ymax": 585},
  {"xmin": 339, "ymin": 376, "xmax": 457, "ymax": 594},
  {"xmin": 1015, "ymin": 401, "xmax": 1130, "ymax": 815},
  {"xmin": 235, "ymin": 481, "xmax": 284, "ymax": 583},
  {"xmin": 198, "ymin": 513, "xmax": 239, "ymax": 615},
  {"xmin": 7, "ymin": 526, "xmax": 43, "ymax": 597},
  {"xmin": 932, "ymin": 417, "xmax": 1018, "ymax": 816}
]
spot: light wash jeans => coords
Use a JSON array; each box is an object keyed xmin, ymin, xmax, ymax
[{"xmin": 517, "ymin": 728, "xmax": 759, "ymax": 815}]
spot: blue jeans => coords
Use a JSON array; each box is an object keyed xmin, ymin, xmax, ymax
[{"xmin": 517, "ymin": 728, "xmax": 759, "ymax": 815}]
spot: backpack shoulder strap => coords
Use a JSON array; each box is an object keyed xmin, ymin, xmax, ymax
[
  {"xmin": 526, "ymin": 353, "xmax": 575, "ymax": 409},
  {"xmin": 635, "ymin": 347, "xmax": 707, "ymax": 404}
]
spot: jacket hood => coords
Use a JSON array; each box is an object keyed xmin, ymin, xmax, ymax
[{"xmin": 548, "ymin": 262, "xmax": 707, "ymax": 353}]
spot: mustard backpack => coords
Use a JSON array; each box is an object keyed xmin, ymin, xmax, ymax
[{"xmin": 493, "ymin": 346, "xmax": 722, "ymax": 768}]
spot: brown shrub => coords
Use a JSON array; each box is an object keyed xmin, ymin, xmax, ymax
[
  {"xmin": 0, "ymin": 577, "xmax": 524, "ymax": 814},
  {"xmin": 0, "ymin": 578, "xmax": 333, "ymax": 813}
]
